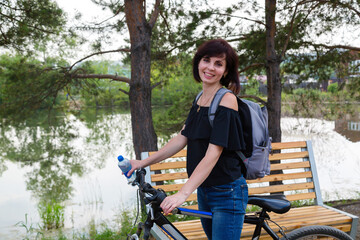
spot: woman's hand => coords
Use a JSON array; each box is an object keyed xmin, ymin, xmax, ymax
[
  {"xmin": 160, "ymin": 191, "xmax": 188, "ymax": 215},
  {"xmin": 127, "ymin": 159, "xmax": 143, "ymax": 177}
]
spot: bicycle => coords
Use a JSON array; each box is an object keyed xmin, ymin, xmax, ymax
[{"xmin": 126, "ymin": 168, "xmax": 353, "ymax": 240}]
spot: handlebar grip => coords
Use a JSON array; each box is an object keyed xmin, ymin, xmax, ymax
[{"xmin": 134, "ymin": 168, "xmax": 167, "ymax": 205}]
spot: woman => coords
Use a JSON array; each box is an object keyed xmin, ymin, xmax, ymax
[{"xmin": 128, "ymin": 39, "xmax": 248, "ymax": 240}]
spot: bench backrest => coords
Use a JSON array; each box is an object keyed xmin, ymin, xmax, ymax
[{"xmin": 141, "ymin": 140, "xmax": 323, "ymax": 208}]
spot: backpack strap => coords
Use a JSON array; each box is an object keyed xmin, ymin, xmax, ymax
[
  {"xmin": 236, "ymin": 150, "xmax": 247, "ymax": 161},
  {"xmin": 207, "ymin": 88, "xmax": 250, "ymax": 164},
  {"xmin": 208, "ymin": 88, "xmax": 232, "ymax": 127},
  {"xmin": 193, "ymin": 90, "xmax": 203, "ymax": 107}
]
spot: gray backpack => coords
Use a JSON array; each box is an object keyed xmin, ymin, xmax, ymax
[{"xmin": 195, "ymin": 88, "xmax": 271, "ymax": 180}]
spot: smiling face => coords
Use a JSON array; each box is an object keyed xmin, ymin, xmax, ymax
[
  {"xmin": 198, "ymin": 55, "xmax": 227, "ymax": 85},
  {"xmin": 192, "ymin": 39, "xmax": 240, "ymax": 94}
]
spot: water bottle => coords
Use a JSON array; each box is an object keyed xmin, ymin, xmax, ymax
[{"xmin": 117, "ymin": 155, "xmax": 136, "ymax": 183}]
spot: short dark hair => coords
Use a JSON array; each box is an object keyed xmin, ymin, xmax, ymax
[{"xmin": 193, "ymin": 39, "xmax": 240, "ymax": 95}]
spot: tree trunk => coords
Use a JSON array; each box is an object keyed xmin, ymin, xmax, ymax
[
  {"xmin": 265, "ymin": 0, "xmax": 282, "ymax": 143},
  {"xmin": 125, "ymin": 0, "xmax": 158, "ymax": 159},
  {"xmin": 265, "ymin": 0, "xmax": 283, "ymax": 192}
]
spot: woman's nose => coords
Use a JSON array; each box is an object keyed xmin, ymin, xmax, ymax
[{"xmin": 207, "ymin": 63, "xmax": 215, "ymax": 70}]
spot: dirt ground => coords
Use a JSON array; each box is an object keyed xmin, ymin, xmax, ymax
[{"xmin": 331, "ymin": 200, "xmax": 360, "ymax": 240}]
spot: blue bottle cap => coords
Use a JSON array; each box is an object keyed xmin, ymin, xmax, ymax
[{"xmin": 117, "ymin": 155, "xmax": 124, "ymax": 161}]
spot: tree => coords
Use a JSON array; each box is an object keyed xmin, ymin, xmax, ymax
[{"xmin": 0, "ymin": 0, "xmax": 65, "ymax": 51}]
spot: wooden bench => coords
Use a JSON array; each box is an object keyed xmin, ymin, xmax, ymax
[{"xmin": 141, "ymin": 140, "xmax": 358, "ymax": 239}]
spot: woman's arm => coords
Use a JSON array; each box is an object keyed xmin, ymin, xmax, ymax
[
  {"xmin": 160, "ymin": 143, "xmax": 223, "ymax": 214},
  {"xmin": 127, "ymin": 127, "xmax": 188, "ymax": 176}
]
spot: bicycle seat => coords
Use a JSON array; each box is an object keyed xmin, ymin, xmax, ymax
[{"xmin": 248, "ymin": 194, "xmax": 291, "ymax": 214}]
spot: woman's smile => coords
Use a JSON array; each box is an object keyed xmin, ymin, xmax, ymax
[{"xmin": 198, "ymin": 55, "xmax": 227, "ymax": 84}]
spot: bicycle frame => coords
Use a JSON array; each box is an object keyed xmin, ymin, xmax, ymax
[{"xmin": 145, "ymin": 202, "xmax": 282, "ymax": 240}]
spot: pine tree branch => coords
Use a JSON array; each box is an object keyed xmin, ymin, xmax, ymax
[
  {"xmin": 118, "ymin": 88, "xmax": 129, "ymax": 95},
  {"xmin": 239, "ymin": 63, "xmax": 265, "ymax": 73},
  {"xmin": 95, "ymin": 4, "xmax": 124, "ymax": 26},
  {"xmin": 302, "ymin": 41, "xmax": 360, "ymax": 51},
  {"xmin": 281, "ymin": 3, "xmax": 299, "ymax": 58},
  {"xmin": 214, "ymin": 12, "xmax": 266, "ymax": 26},
  {"xmin": 149, "ymin": 0, "xmax": 161, "ymax": 28},
  {"xmin": 280, "ymin": 0, "xmax": 322, "ymax": 58},
  {"xmin": 71, "ymin": 73, "xmax": 131, "ymax": 83},
  {"xmin": 69, "ymin": 48, "xmax": 130, "ymax": 70},
  {"xmin": 151, "ymin": 81, "xmax": 163, "ymax": 90}
]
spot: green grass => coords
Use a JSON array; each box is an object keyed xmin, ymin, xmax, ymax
[
  {"xmin": 16, "ymin": 207, "xmax": 140, "ymax": 240},
  {"xmin": 16, "ymin": 214, "xmax": 43, "ymax": 240},
  {"xmin": 38, "ymin": 200, "xmax": 65, "ymax": 230}
]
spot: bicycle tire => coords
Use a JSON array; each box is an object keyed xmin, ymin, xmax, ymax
[{"xmin": 280, "ymin": 225, "xmax": 353, "ymax": 240}]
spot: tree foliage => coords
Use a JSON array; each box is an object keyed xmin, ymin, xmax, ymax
[
  {"xmin": 0, "ymin": 55, "xmax": 65, "ymax": 117},
  {"xmin": 0, "ymin": 54, "xmax": 97, "ymax": 121},
  {"xmin": 0, "ymin": 0, "xmax": 66, "ymax": 51}
]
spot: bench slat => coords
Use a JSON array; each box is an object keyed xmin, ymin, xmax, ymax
[
  {"xmin": 186, "ymin": 193, "xmax": 197, "ymax": 202},
  {"xmin": 150, "ymin": 161, "xmax": 186, "ymax": 171},
  {"xmin": 270, "ymin": 161, "xmax": 310, "ymax": 171},
  {"xmin": 285, "ymin": 192, "xmax": 316, "ymax": 201},
  {"xmin": 270, "ymin": 151, "xmax": 309, "ymax": 161},
  {"xmin": 149, "ymin": 149, "xmax": 187, "ymax": 158},
  {"xmin": 151, "ymin": 172, "xmax": 187, "ymax": 182},
  {"xmin": 271, "ymin": 141, "xmax": 307, "ymax": 150},
  {"xmin": 154, "ymin": 183, "xmax": 184, "ymax": 192},
  {"xmin": 247, "ymin": 171, "xmax": 312, "ymax": 184},
  {"xmin": 249, "ymin": 182, "xmax": 314, "ymax": 195}
]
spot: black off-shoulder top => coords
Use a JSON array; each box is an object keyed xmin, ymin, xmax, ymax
[{"xmin": 181, "ymin": 103, "xmax": 247, "ymax": 187}]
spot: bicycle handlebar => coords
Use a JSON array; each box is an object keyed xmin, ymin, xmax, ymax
[{"xmin": 133, "ymin": 168, "xmax": 167, "ymax": 206}]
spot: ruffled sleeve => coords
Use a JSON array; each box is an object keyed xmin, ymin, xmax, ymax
[
  {"xmin": 181, "ymin": 105, "xmax": 212, "ymax": 140},
  {"xmin": 210, "ymin": 106, "xmax": 246, "ymax": 151}
]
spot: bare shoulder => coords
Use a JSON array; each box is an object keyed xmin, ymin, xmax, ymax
[{"xmin": 219, "ymin": 92, "xmax": 238, "ymax": 111}]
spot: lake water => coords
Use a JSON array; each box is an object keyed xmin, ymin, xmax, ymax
[{"xmin": 0, "ymin": 108, "xmax": 359, "ymax": 239}]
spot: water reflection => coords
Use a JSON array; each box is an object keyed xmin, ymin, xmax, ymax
[
  {"xmin": 0, "ymin": 111, "xmax": 84, "ymax": 205},
  {"xmin": 0, "ymin": 107, "xmax": 135, "ymax": 238},
  {"xmin": 335, "ymin": 113, "xmax": 360, "ymax": 142}
]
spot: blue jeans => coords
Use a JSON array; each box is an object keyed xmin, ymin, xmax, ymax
[{"xmin": 197, "ymin": 176, "xmax": 248, "ymax": 240}]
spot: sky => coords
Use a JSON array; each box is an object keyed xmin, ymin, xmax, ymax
[
  {"xmin": 55, "ymin": 0, "xmax": 359, "ymax": 64},
  {"xmin": 56, "ymin": 0, "xmax": 123, "ymax": 62}
]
